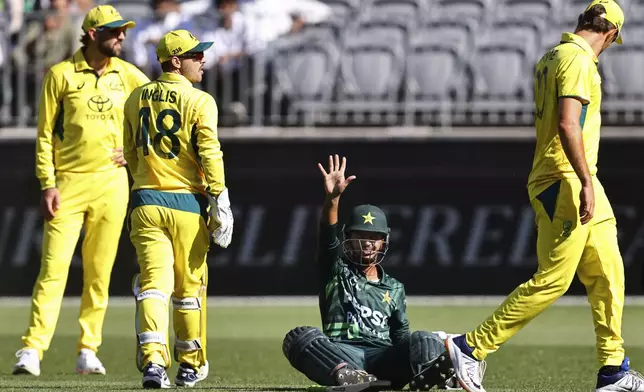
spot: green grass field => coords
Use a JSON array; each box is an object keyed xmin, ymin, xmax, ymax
[{"xmin": 0, "ymin": 298, "xmax": 643, "ymax": 392}]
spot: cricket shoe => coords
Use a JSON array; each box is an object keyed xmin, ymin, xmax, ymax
[
  {"xmin": 175, "ymin": 360, "xmax": 209, "ymax": 387},
  {"xmin": 12, "ymin": 348, "xmax": 40, "ymax": 376},
  {"xmin": 142, "ymin": 363, "xmax": 171, "ymax": 389},
  {"xmin": 76, "ymin": 348, "xmax": 106, "ymax": 375},
  {"xmin": 438, "ymin": 375, "xmax": 463, "ymax": 390},
  {"xmin": 334, "ymin": 367, "xmax": 378, "ymax": 385},
  {"xmin": 445, "ymin": 335, "xmax": 487, "ymax": 392},
  {"xmin": 597, "ymin": 357, "xmax": 644, "ymax": 392}
]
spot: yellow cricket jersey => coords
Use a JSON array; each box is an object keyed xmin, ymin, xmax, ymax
[
  {"xmin": 527, "ymin": 33, "xmax": 603, "ymax": 200},
  {"xmin": 36, "ymin": 49, "xmax": 150, "ymax": 190},
  {"xmin": 123, "ymin": 72, "xmax": 226, "ymax": 200}
]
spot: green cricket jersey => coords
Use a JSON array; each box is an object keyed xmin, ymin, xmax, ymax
[{"xmin": 317, "ymin": 223, "xmax": 410, "ymax": 347}]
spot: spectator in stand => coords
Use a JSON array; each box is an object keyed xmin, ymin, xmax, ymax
[
  {"xmin": 129, "ymin": 0, "xmax": 199, "ymax": 77},
  {"xmin": 239, "ymin": 0, "xmax": 331, "ymax": 51}
]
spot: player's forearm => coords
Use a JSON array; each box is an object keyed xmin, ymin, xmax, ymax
[
  {"xmin": 322, "ymin": 196, "xmax": 339, "ymax": 225},
  {"xmin": 558, "ymin": 122, "xmax": 592, "ymax": 185},
  {"xmin": 35, "ymin": 132, "xmax": 56, "ymax": 190}
]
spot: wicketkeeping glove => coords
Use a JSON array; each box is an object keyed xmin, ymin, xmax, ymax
[{"xmin": 206, "ymin": 188, "xmax": 233, "ymax": 248}]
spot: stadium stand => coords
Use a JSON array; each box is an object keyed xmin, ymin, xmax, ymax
[{"xmin": 0, "ymin": 0, "xmax": 643, "ymax": 128}]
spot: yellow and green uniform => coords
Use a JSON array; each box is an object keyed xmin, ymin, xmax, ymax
[
  {"xmin": 24, "ymin": 48, "xmax": 149, "ymax": 358},
  {"xmin": 123, "ymin": 72, "xmax": 225, "ymax": 371},
  {"xmin": 466, "ymin": 33, "xmax": 625, "ymax": 368}
]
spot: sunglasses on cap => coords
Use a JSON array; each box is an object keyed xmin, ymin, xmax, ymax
[
  {"xmin": 96, "ymin": 26, "xmax": 127, "ymax": 36},
  {"xmin": 177, "ymin": 52, "xmax": 205, "ymax": 61}
]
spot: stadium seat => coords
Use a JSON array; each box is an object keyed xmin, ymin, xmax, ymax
[
  {"xmin": 106, "ymin": 1, "xmax": 154, "ymax": 21},
  {"xmin": 601, "ymin": 45, "xmax": 644, "ymax": 111},
  {"xmin": 415, "ymin": 18, "xmax": 477, "ymax": 56},
  {"xmin": 621, "ymin": 21, "xmax": 644, "ymax": 43},
  {"xmin": 557, "ymin": 0, "xmax": 593, "ymax": 23},
  {"xmin": 366, "ymin": 0, "xmax": 431, "ymax": 21},
  {"xmin": 479, "ymin": 18, "xmax": 546, "ymax": 64},
  {"xmin": 629, "ymin": 0, "xmax": 644, "ymax": 21},
  {"xmin": 404, "ymin": 35, "xmax": 469, "ymax": 112},
  {"xmin": 469, "ymin": 43, "xmax": 533, "ymax": 112},
  {"xmin": 335, "ymin": 33, "xmax": 406, "ymax": 113},
  {"xmin": 321, "ymin": 0, "xmax": 363, "ymax": 18},
  {"xmin": 269, "ymin": 31, "xmax": 341, "ymax": 120},
  {"xmin": 496, "ymin": 0, "xmax": 558, "ymax": 20},
  {"xmin": 428, "ymin": 0, "xmax": 491, "ymax": 23},
  {"xmin": 538, "ymin": 22, "xmax": 576, "ymax": 54},
  {"xmin": 351, "ymin": 15, "xmax": 411, "ymax": 48}
]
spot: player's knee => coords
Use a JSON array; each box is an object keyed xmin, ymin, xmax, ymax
[
  {"xmin": 529, "ymin": 273, "xmax": 574, "ymax": 296},
  {"xmin": 282, "ymin": 326, "xmax": 323, "ymax": 364}
]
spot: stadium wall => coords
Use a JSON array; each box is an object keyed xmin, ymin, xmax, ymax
[{"xmin": 0, "ymin": 131, "xmax": 642, "ymax": 296}]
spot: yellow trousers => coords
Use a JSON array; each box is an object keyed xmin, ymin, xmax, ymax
[
  {"xmin": 22, "ymin": 168, "xmax": 129, "ymax": 358},
  {"xmin": 129, "ymin": 199, "xmax": 210, "ymax": 371},
  {"xmin": 467, "ymin": 177, "xmax": 625, "ymax": 367}
]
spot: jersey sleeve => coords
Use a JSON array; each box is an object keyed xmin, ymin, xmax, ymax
[
  {"xmin": 389, "ymin": 286, "xmax": 410, "ymax": 345},
  {"xmin": 556, "ymin": 54, "xmax": 592, "ymax": 104},
  {"xmin": 35, "ymin": 68, "xmax": 63, "ymax": 190},
  {"xmin": 317, "ymin": 222, "xmax": 341, "ymax": 284},
  {"xmin": 194, "ymin": 94, "xmax": 226, "ymax": 195},
  {"xmin": 123, "ymin": 94, "xmax": 139, "ymax": 176}
]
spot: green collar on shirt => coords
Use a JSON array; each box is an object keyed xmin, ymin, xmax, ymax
[
  {"xmin": 560, "ymin": 32, "xmax": 599, "ymax": 64},
  {"xmin": 157, "ymin": 72, "xmax": 193, "ymax": 86}
]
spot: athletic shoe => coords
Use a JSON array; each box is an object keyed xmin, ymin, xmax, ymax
[
  {"xmin": 335, "ymin": 367, "xmax": 378, "ymax": 385},
  {"xmin": 445, "ymin": 335, "xmax": 486, "ymax": 392},
  {"xmin": 142, "ymin": 362, "xmax": 171, "ymax": 389},
  {"xmin": 175, "ymin": 360, "xmax": 209, "ymax": 387},
  {"xmin": 597, "ymin": 357, "xmax": 644, "ymax": 392},
  {"xmin": 76, "ymin": 348, "xmax": 106, "ymax": 375},
  {"xmin": 12, "ymin": 348, "xmax": 40, "ymax": 376}
]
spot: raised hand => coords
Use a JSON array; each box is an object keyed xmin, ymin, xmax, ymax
[{"xmin": 317, "ymin": 154, "xmax": 356, "ymax": 199}]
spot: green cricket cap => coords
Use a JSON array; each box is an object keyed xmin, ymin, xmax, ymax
[{"xmin": 346, "ymin": 204, "xmax": 389, "ymax": 235}]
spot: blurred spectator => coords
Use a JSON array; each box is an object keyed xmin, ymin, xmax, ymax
[
  {"xmin": 129, "ymin": 0, "xmax": 200, "ymax": 77},
  {"xmin": 9, "ymin": 0, "xmax": 74, "ymax": 124},
  {"xmin": 13, "ymin": 0, "xmax": 75, "ymax": 72},
  {"xmin": 240, "ymin": 0, "xmax": 331, "ymax": 51},
  {"xmin": 201, "ymin": 0, "xmax": 255, "ymax": 125},
  {"xmin": 204, "ymin": 0, "xmax": 255, "ymax": 72},
  {"xmin": 70, "ymin": 0, "xmax": 95, "ymax": 51}
]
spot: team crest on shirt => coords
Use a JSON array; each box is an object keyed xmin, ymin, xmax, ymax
[
  {"xmin": 562, "ymin": 221, "xmax": 573, "ymax": 238},
  {"xmin": 108, "ymin": 81, "xmax": 124, "ymax": 92},
  {"xmin": 382, "ymin": 291, "xmax": 392, "ymax": 304}
]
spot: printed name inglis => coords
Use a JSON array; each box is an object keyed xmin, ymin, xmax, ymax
[{"xmin": 140, "ymin": 87, "xmax": 178, "ymax": 104}]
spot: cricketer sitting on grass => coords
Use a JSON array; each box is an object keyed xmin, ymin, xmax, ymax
[
  {"xmin": 123, "ymin": 29, "xmax": 233, "ymax": 389},
  {"xmin": 282, "ymin": 155, "xmax": 461, "ymax": 391},
  {"xmin": 445, "ymin": 2, "xmax": 644, "ymax": 392},
  {"xmin": 13, "ymin": 5, "xmax": 150, "ymax": 378}
]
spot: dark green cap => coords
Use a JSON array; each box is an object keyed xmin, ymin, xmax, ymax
[{"xmin": 346, "ymin": 204, "xmax": 389, "ymax": 235}]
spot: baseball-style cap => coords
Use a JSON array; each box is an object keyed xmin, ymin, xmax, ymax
[
  {"xmin": 584, "ymin": 0, "xmax": 625, "ymax": 44},
  {"xmin": 82, "ymin": 5, "xmax": 135, "ymax": 32},
  {"xmin": 346, "ymin": 205, "xmax": 389, "ymax": 236},
  {"xmin": 156, "ymin": 30, "xmax": 213, "ymax": 63}
]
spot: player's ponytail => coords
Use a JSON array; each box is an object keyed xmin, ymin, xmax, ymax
[{"xmin": 576, "ymin": 4, "xmax": 618, "ymax": 34}]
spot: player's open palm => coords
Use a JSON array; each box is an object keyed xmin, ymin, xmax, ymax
[{"xmin": 318, "ymin": 154, "xmax": 356, "ymax": 198}]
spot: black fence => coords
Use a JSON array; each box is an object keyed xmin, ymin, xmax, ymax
[{"xmin": 1, "ymin": 138, "xmax": 643, "ymax": 296}]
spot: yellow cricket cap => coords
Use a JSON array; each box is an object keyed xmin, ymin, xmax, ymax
[
  {"xmin": 584, "ymin": 0, "xmax": 625, "ymax": 44},
  {"xmin": 82, "ymin": 5, "xmax": 135, "ymax": 32},
  {"xmin": 156, "ymin": 30, "xmax": 213, "ymax": 63}
]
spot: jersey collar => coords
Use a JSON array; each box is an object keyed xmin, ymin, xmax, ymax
[
  {"xmin": 73, "ymin": 49, "xmax": 121, "ymax": 73},
  {"xmin": 158, "ymin": 72, "xmax": 193, "ymax": 86},
  {"xmin": 560, "ymin": 32, "xmax": 599, "ymax": 64}
]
